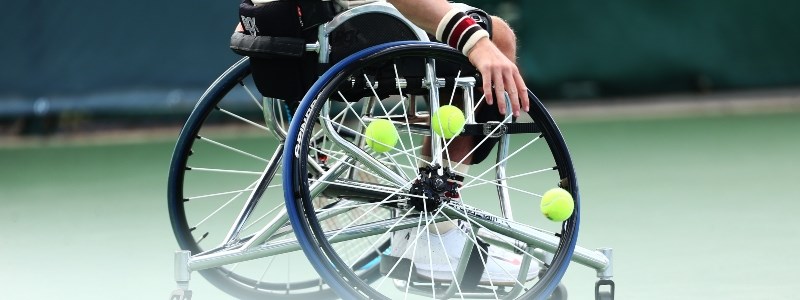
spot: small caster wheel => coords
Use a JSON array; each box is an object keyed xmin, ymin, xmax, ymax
[
  {"xmin": 595, "ymin": 279, "xmax": 615, "ymax": 300},
  {"xmin": 169, "ymin": 289, "xmax": 192, "ymax": 300},
  {"xmin": 596, "ymin": 291, "xmax": 613, "ymax": 300}
]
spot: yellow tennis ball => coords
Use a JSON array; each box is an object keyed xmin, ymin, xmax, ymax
[
  {"xmin": 540, "ymin": 187, "xmax": 575, "ymax": 222},
  {"xmin": 431, "ymin": 105, "xmax": 466, "ymax": 139},
  {"xmin": 365, "ymin": 119, "xmax": 398, "ymax": 153}
]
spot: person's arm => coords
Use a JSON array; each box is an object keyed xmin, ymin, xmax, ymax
[{"xmin": 387, "ymin": 0, "xmax": 529, "ymax": 116}]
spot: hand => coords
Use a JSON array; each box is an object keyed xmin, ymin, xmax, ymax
[{"xmin": 467, "ymin": 38, "xmax": 529, "ymax": 117}]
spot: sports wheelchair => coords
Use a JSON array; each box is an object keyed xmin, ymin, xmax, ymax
[{"xmin": 168, "ymin": 3, "xmax": 614, "ymax": 299}]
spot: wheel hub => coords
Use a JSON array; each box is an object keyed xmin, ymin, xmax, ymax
[{"xmin": 408, "ymin": 164, "xmax": 459, "ymax": 212}]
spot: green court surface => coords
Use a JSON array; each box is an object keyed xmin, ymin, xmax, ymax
[{"xmin": 1, "ymin": 111, "xmax": 798, "ymax": 299}]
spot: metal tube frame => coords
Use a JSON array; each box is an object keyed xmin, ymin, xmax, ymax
[{"xmin": 173, "ymin": 3, "xmax": 615, "ymax": 298}]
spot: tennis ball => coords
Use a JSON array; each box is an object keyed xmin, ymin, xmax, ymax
[
  {"xmin": 540, "ymin": 187, "xmax": 574, "ymax": 222},
  {"xmin": 365, "ymin": 119, "xmax": 398, "ymax": 153},
  {"xmin": 431, "ymin": 105, "xmax": 466, "ymax": 139}
]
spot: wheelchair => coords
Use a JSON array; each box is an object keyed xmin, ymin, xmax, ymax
[{"xmin": 168, "ymin": 3, "xmax": 614, "ymax": 300}]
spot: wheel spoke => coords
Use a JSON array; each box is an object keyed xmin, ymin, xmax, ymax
[
  {"xmin": 218, "ymin": 107, "xmax": 270, "ymax": 132},
  {"xmin": 347, "ymin": 208, "xmax": 417, "ymax": 269},
  {"xmin": 198, "ymin": 136, "xmax": 269, "ymax": 163},
  {"xmin": 187, "ymin": 188, "xmax": 255, "ymax": 201},
  {"xmin": 187, "ymin": 167, "xmax": 262, "ymax": 175},
  {"xmin": 438, "ymin": 207, "xmax": 529, "ymax": 290},
  {"xmin": 283, "ymin": 43, "xmax": 577, "ymax": 299},
  {"xmin": 192, "ymin": 176, "xmax": 260, "ymax": 237},
  {"xmin": 459, "ymin": 166, "xmax": 556, "ymax": 191},
  {"xmin": 169, "ymin": 59, "xmax": 337, "ymax": 298},
  {"xmin": 239, "ymin": 81, "xmax": 264, "ymax": 111}
]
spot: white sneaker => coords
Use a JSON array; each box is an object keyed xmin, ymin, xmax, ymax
[{"xmin": 387, "ymin": 224, "xmax": 539, "ymax": 286}]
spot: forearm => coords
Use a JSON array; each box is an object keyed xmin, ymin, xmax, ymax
[{"xmin": 390, "ymin": 0, "xmax": 528, "ymax": 115}]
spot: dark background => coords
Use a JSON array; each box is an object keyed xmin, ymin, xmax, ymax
[{"xmin": 1, "ymin": 0, "xmax": 798, "ymax": 120}]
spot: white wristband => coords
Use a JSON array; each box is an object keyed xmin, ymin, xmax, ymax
[
  {"xmin": 435, "ymin": 8, "xmax": 462, "ymax": 43},
  {"xmin": 460, "ymin": 29, "xmax": 490, "ymax": 56}
]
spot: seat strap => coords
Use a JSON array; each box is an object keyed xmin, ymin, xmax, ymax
[
  {"xmin": 230, "ymin": 32, "xmax": 306, "ymax": 58},
  {"xmin": 461, "ymin": 122, "xmax": 541, "ymax": 137}
]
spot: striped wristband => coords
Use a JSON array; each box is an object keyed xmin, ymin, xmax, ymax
[{"xmin": 435, "ymin": 8, "xmax": 490, "ymax": 56}]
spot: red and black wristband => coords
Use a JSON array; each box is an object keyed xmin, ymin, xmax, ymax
[{"xmin": 436, "ymin": 9, "xmax": 490, "ymax": 56}]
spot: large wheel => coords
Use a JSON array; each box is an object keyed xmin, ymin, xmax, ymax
[
  {"xmin": 167, "ymin": 57, "xmax": 378, "ymax": 299},
  {"xmin": 283, "ymin": 42, "xmax": 580, "ymax": 299}
]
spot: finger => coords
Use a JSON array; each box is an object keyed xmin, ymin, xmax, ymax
[
  {"xmin": 504, "ymin": 69, "xmax": 520, "ymax": 117},
  {"xmin": 482, "ymin": 70, "xmax": 493, "ymax": 106},
  {"xmin": 513, "ymin": 71, "xmax": 529, "ymax": 112},
  {"xmin": 493, "ymin": 72, "xmax": 507, "ymax": 115}
]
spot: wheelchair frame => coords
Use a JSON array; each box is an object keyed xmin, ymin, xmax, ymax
[{"xmin": 169, "ymin": 3, "xmax": 615, "ymax": 299}]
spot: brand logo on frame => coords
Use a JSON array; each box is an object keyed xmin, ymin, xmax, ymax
[{"xmin": 241, "ymin": 16, "xmax": 258, "ymax": 35}]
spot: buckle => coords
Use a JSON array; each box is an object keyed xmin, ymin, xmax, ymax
[{"xmin": 482, "ymin": 121, "xmax": 507, "ymax": 138}]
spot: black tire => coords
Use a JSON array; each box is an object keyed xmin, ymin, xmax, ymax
[{"xmin": 283, "ymin": 42, "xmax": 580, "ymax": 299}]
